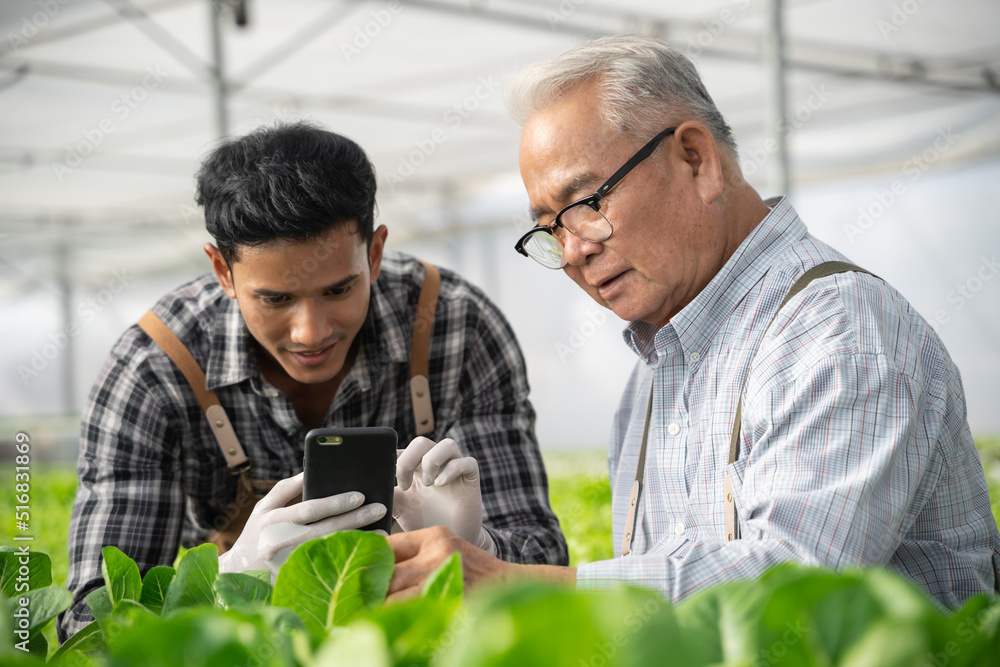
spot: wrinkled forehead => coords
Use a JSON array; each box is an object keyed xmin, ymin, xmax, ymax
[
  {"xmin": 518, "ymin": 91, "xmax": 635, "ymax": 217},
  {"xmin": 519, "ymin": 81, "xmax": 615, "ymax": 151}
]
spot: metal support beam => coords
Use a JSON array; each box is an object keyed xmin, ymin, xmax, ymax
[
  {"xmin": 209, "ymin": 0, "xmax": 229, "ymax": 139},
  {"xmin": 0, "ymin": 0, "xmax": 200, "ymax": 59},
  {"xmin": 0, "ymin": 59, "xmax": 508, "ymax": 126},
  {"xmin": 232, "ymin": 2, "xmax": 361, "ymax": 91},
  {"xmin": 764, "ymin": 0, "xmax": 789, "ymax": 196},
  {"xmin": 55, "ymin": 239, "xmax": 76, "ymax": 412},
  {"xmin": 102, "ymin": 0, "xmax": 212, "ymax": 80},
  {"xmin": 403, "ymin": 0, "xmax": 1000, "ymax": 97}
]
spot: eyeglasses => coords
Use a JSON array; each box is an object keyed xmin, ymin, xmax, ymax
[{"xmin": 514, "ymin": 127, "xmax": 677, "ymax": 269}]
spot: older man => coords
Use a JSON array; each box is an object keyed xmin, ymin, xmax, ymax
[{"xmin": 389, "ymin": 35, "xmax": 1000, "ymax": 606}]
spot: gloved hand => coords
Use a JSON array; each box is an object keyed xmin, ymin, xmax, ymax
[
  {"xmin": 392, "ymin": 437, "xmax": 493, "ymax": 553},
  {"xmin": 218, "ymin": 472, "xmax": 387, "ymax": 578}
]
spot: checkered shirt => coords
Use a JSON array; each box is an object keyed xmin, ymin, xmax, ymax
[
  {"xmin": 62, "ymin": 251, "xmax": 567, "ymax": 638},
  {"xmin": 576, "ymin": 197, "xmax": 1000, "ymax": 608}
]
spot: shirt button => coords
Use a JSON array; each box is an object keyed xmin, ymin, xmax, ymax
[
  {"xmin": 667, "ymin": 422, "xmax": 681, "ymax": 436},
  {"xmin": 689, "ymin": 351, "xmax": 700, "ymax": 363},
  {"xmin": 675, "ymin": 522, "xmax": 685, "ymax": 535}
]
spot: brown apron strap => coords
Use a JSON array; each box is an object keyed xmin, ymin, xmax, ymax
[
  {"xmin": 141, "ymin": 259, "xmax": 442, "ymax": 551},
  {"xmin": 725, "ymin": 261, "xmax": 875, "ymax": 543},
  {"xmin": 621, "ymin": 378, "xmax": 655, "ymax": 557},
  {"xmin": 138, "ymin": 310, "xmax": 249, "ymax": 471},
  {"xmin": 138, "ymin": 309, "xmax": 261, "ymax": 554},
  {"xmin": 410, "ymin": 261, "xmax": 441, "ymax": 436}
]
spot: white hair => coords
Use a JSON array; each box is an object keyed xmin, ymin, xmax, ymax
[{"xmin": 507, "ymin": 35, "xmax": 738, "ymax": 157}]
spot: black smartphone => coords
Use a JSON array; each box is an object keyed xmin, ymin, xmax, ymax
[{"xmin": 302, "ymin": 426, "xmax": 397, "ymax": 533}]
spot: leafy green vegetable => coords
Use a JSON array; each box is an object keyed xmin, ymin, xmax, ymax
[
  {"xmin": 161, "ymin": 543, "xmax": 219, "ymax": 614},
  {"xmin": 421, "ymin": 552, "xmax": 463, "ymax": 602},
  {"xmin": 0, "ymin": 651, "xmax": 46, "ymax": 665},
  {"xmin": 36, "ymin": 531, "xmax": 1000, "ymax": 667},
  {"xmin": 22, "ymin": 629, "xmax": 47, "ymax": 659},
  {"xmin": 243, "ymin": 568, "xmax": 272, "ymax": 584},
  {"xmin": 50, "ymin": 649, "xmax": 98, "ymax": 667},
  {"xmin": 100, "ymin": 546, "xmax": 141, "ymax": 609},
  {"xmin": 363, "ymin": 596, "xmax": 458, "ymax": 666},
  {"xmin": 758, "ymin": 566, "xmax": 885, "ymax": 664},
  {"xmin": 138, "ymin": 566, "xmax": 175, "ymax": 615},
  {"xmin": 596, "ymin": 587, "xmax": 696, "ymax": 667},
  {"xmin": 335, "ymin": 552, "xmax": 467, "ymax": 666},
  {"xmin": 434, "ymin": 583, "xmax": 614, "ymax": 667},
  {"xmin": 0, "ymin": 595, "xmax": 11, "ymax": 657},
  {"xmin": 215, "ymin": 571, "xmax": 273, "ymax": 607},
  {"xmin": 0, "ymin": 549, "xmax": 52, "ymax": 598},
  {"xmin": 314, "ymin": 621, "xmax": 392, "ymax": 667},
  {"xmin": 673, "ymin": 576, "xmax": 762, "ymax": 664},
  {"xmin": 83, "ymin": 586, "xmax": 112, "ymax": 627},
  {"xmin": 748, "ymin": 565, "xmax": 942, "ymax": 665},
  {"xmin": 84, "ymin": 585, "xmax": 124, "ymax": 650},
  {"xmin": 21, "ymin": 586, "xmax": 73, "ymax": 636},
  {"xmin": 108, "ymin": 606, "xmax": 298, "ymax": 667},
  {"xmin": 272, "ymin": 531, "xmax": 393, "ymax": 642},
  {"xmin": 0, "ymin": 548, "xmax": 69, "ymax": 660},
  {"xmin": 839, "ymin": 619, "xmax": 931, "ymax": 667},
  {"xmin": 48, "ymin": 620, "xmax": 104, "ymax": 661}
]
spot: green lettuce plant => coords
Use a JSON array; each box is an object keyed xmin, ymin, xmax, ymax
[{"xmin": 2, "ymin": 535, "xmax": 998, "ymax": 666}]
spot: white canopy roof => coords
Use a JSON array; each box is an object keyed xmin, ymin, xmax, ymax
[{"xmin": 2, "ymin": 0, "xmax": 998, "ymax": 448}]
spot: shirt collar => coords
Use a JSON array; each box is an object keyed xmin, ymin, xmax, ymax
[
  {"xmin": 366, "ymin": 266, "xmax": 412, "ymax": 368},
  {"xmin": 205, "ymin": 294, "xmax": 257, "ymax": 391},
  {"xmin": 623, "ymin": 196, "xmax": 808, "ymax": 364},
  {"xmin": 349, "ymin": 274, "xmax": 411, "ymax": 393},
  {"xmin": 204, "ymin": 265, "xmax": 412, "ymax": 393}
]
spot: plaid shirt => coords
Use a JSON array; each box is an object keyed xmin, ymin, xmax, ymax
[
  {"xmin": 577, "ymin": 198, "xmax": 1000, "ymax": 607},
  {"xmin": 63, "ymin": 251, "xmax": 567, "ymax": 638}
]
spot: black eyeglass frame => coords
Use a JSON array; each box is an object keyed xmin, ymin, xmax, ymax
[{"xmin": 514, "ymin": 127, "xmax": 677, "ymax": 266}]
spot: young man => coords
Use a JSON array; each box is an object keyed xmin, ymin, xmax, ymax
[
  {"xmin": 60, "ymin": 122, "xmax": 567, "ymax": 639},
  {"xmin": 388, "ymin": 35, "xmax": 1000, "ymax": 607}
]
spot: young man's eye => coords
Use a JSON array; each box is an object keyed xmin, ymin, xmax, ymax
[
  {"xmin": 327, "ymin": 285, "xmax": 352, "ymax": 297},
  {"xmin": 262, "ymin": 295, "xmax": 289, "ymax": 305}
]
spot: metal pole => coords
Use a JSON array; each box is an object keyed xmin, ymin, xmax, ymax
[
  {"xmin": 56, "ymin": 240, "xmax": 76, "ymax": 412},
  {"xmin": 764, "ymin": 0, "xmax": 789, "ymax": 196},
  {"xmin": 209, "ymin": 0, "xmax": 229, "ymax": 138}
]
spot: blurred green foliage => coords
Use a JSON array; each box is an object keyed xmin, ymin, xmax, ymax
[
  {"xmin": 1, "ymin": 463, "xmax": 75, "ymax": 589},
  {"xmin": 2, "ymin": 436, "xmax": 999, "ymax": 583},
  {"xmin": 7, "ymin": 535, "xmax": 998, "ymax": 667},
  {"xmin": 976, "ymin": 434, "xmax": 1000, "ymax": 530},
  {"xmin": 0, "ymin": 436, "xmax": 998, "ymax": 661},
  {"xmin": 545, "ymin": 460, "xmax": 613, "ymax": 566}
]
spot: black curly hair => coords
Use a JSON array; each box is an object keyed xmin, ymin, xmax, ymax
[{"xmin": 195, "ymin": 121, "xmax": 377, "ymax": 264}]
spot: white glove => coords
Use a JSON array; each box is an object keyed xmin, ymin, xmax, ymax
[
  {"xmin": 392, "ymin": 437, "xmax": 493, "ymax": 553},
  {"xmin": 218, "ymin": 472, "xmax": 387, "ymax": 578}
]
